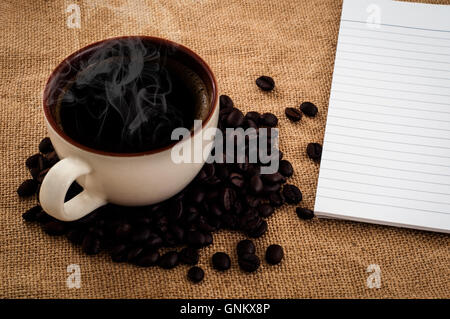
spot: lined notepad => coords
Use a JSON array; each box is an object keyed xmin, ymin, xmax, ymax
[{"xmin": 314, "ymin": 0, "xmax": 450, "ymax": 233}]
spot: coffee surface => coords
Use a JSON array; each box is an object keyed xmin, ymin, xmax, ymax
[{"xmin": 57, "ymin": 39, "xmax": 208, "ymax": 153}]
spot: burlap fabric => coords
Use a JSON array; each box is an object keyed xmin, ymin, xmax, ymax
[{"xmin": 1, "ymin": 0, "xmax": 449, "ymax": 299}]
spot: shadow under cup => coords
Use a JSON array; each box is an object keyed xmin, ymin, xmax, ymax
[{"xmin": 43, "ymin": 36, "xmax": 218, "ymax": 156}]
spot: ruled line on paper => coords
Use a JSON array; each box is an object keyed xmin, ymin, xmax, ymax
[
  {"xmin": 333, "ymin": 75, "xmax": 450, "ymax": 90},
  {"xmin": 333, "ymin": 67, "xmax": 450, "ymax": 81},
  {"xmin": 342, "ymin": 26, "xmax": 450, "ymax": 40},
  {"xmin": 334, "ymin": 81, "xmax": 450, "ymax": 97},
  {"xmin": 339, "ymin": 42, "xmax": 450, "ymax": 56},
  {"xmin": 337, "ymin": 57, "xmax": 450, "ymax": 73},
  {"xmin": 341, "ymin": 19, "xmax": 450, "ymax": 33},
  {"xmin": 339, "ymin": 34, "xmax": 450, "ymax": 48}
]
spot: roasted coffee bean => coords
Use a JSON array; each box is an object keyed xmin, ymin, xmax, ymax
[
  {"xmin": 261, "ymin": 172, "xmax": 285, "ymax": 184},
  {"xmin": 282, "ymin": 184, "xmax": 302, "ymax": 204},
  {"xmin": 212, "ymin": 252, "xmax": 231, "ymax": 271},
  {"xmin": 221, "ymin": 187, "xmax": 236, "ymax": 211},
  {"xmin": 220, "ymin": 94, "xmax": 234, "ymax": 109},
  {"xmin": 131, "ymin": 227, "xmax": 151, "ymax": 243},
  {"xmin": 136, "ymin": 249, "xmax": 159, "ymax": 267},
  {"xmin": 279, "ymin": 160, "xmax": 293, "ymax": 177},
  {"xmin": 247, "ymin": 219, "xmax": 268, "ymax": 238},
  {"xmin": 39, "ymin": 137, "xmax": 54, "ymax": 154},
  {"xmin": 81, "ymin": 233, "xmax": 101, "ymax": 255},
  {"xmin": 296, "ymin": 207, "xmax": 315, "ymax": 220},
  {"xmin": 158, "ymin": 251, "xmax": 179, "ymax": 269},
  {"xmin": 42, "ymin": 220, "xmax": 67, "ymax": 236},
  {"xmin": 229, "ymin": 172, "xmax": 245, "ymax": 188},
  {"xmin": 306, "ymin": 142, "xmax": 322, "ymax": 161},
  {"xmin": 204, "ymin": 232, "xmax": 213, "ymax": 246},
  {"xmin": 187, "ymin": 266, "xmax": 204, "ymax": 283},
  {"xmin": 285, "ymin": 107, "xmax": 302, "ymax": 122},
  {"xmin": 44, "ymin": 151, "xmax": 59, "ymax": 167},
  {"xmin": 257, "ymin": 203, "xmax": 274, "ymax": 218},
  {"xmin": 26, "ymin": 153, "xmax": 43, "ymax": 169},
  {"xmin": 29, "ymin": 166, "xmax": 41, "ymax": 180},
  {"xmin": 249, "ymin": 175, "xmax": 263, "ymax": 194},
  {"xmin": 263, "ymin": 183, "xmax": 281, "ymax": 194},
  {"xmin": 36, "ymin": 168, "xmax": 50, "ymax": 183},
  {"xmin": 179, "ymin": 247, "xmax": 199, "ymax": 265},
  {"xmin": 300, "ymin": 101, "xmax": 318, "ymax": 117},
  {"xmin": 186, "ymin": 230, "xmax": 206, "ymax": 247},
  {"xmin": 259, "ymin": 112, "xmax": 278, "ymax": 127},
  {"xmin": 114, "ymin": 222, "xmax": 132, "ymax": 239},
  {"xmin": 17, "ymin": 179, "xmax": 38, "ymax": 197},
  {"xmin": 110, "ymin": 244, "xmax": 128, "ymax": 263},
  {"xmin": 225, "ymin": 108, "xmax": 245, "ymax": 127},
  {"xmin": 269, "ymin": 191, "xmax": 284, "ymax": 207},
  {"xmin": 147, "ymin": 233, "xmax": 164, "ymax": 248},
  {"xmin": 188, "ymin": 187, "xmax": 205, "ymax": 204},
  {"xmin": 236, "ymin": 239, "xmax": 255, "ymax": 257},
  {"xmin": 208, "ymin": 203, "xmax": 223, "ymax": 217},
  {"xmin": 67, "ymin": 229, "xmax": 85, "ymax": 245},
  {"xmin": 245, "ymin": 111, "xmax": 261, "ymax": 123},
  {"xmin": 256, "ymin": 76, "xmax": 275, "ymax": 91},
  {"xmin": 22, "ymin": 205, "xmax": 42, "ymax": 222},
  {"xmin": 265, "ymin": 244, "xmax": 284, "ymax": 265},
  {"xmin": 245, "ymin": 194, "xmax": 261, "ymax": 208},
  {"xmin": 35, "ymin": 210, "xmax": 53, "ymax": 223},
  {"xmin": 127, "ymin": 246, "xmax": 144, "ymax": 262},
  {"xmin": 238, "ymin": 253, "xmax": 260, "ymax": 272}
]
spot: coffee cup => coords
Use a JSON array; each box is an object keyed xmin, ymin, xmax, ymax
[{"xmin": 39, "ymin": 36, "xmax": 218, "ymax": 221}]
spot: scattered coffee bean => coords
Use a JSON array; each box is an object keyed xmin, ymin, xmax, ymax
[
  {"xmin": 127, "ymin": 247, "xmax": 144, "ymax": 263},
  {"xmin": 278, "ymin": 160, "xmax": 293, "ymax": 177},
  {"xmin": 256, "ymin": 76, "xmax": 275, "ymax": 91},
  {"xmin": 220, "ymin": 95, "xmax": 234, "ymax": 109},
  {"xmin": 212, "ymin": 252, "xmax": 231, "ymax": 271},
  {"xmin": 236, "ymin": 239, "xmax": 255, "ymax": 257},
  {"xmin": 226, "ymin": 108, "xmax": 244, "ymax": 127},
  {"xmin": 81, "ymin": 233, "xmax": 101, "ymax": 255},
  {"xmin": 285, "ymin": 107, "xmax": 302, "ymax": 122},
  {"xmin": 296, "ymin": 207, "xmax": 315, "ymax": 220},
  {"xmin": 245, "ymin": 111, "xmax": 260, "ymax": 123},
  {"xmin": 238, "ymin": 253, "xmax": 260, "ymax": 272},
  {"xmin": 269, "ymin": 191, "xmax": 284, "ymax": 207},
  {"xmin": 300, "ymin": 102, "xmax": 318, "ymax": 117},
  {"xmin": 187, "ymin": 266, "xmax": 204, "ymax": 283},
  {"xmin": 38, "ymin": 137, "xmax": 54, "ymax": 154},
  {"xmin": 186, "ymin": 230, "xmax": 206, "ymax": 247},
  {"xmin": 247, "ymin": 219, "xmax": 268, "ymax": 238},
  {"xmin": 67, "ymin": 229, "xmax": 85, "ymax": 246},
  {"xmin": 42, "ymin": 220, "xmax": 67, "ymax": 236},
  {"xmin": 265, "ymin": 244, "xmax": 284, "ymax": 265},
  {"xmin": 158, "ymin": 251, "xmax": 179, "ymax": 269},
  {"xmin": 25, "ymin": 153, "xmax": 43, "ymax": 169},
  {"xmin": 249, "ymin": 175, "xmax": 263, "ymax": 194},
  {"xmin": 259, "ymin": 112, "xmax": 278, "ymax": 127},
  {"xmin": 257, "ymin": 203, "xmax": 274, "ymax": 218},
  {"xmin": 135, "ymin": 249, "xmax": 160, "ymax": 267},
  {"xmin": 22, "ymin": 205, "xmax": 42, "ymax": 222},
  {"xmin": 306, "ymin": 142, "xmax": 322, "ymax": 161},
  {"xmin": 179, "ymin": 247, "xmax": 199, "ymax": 265},
  {"xmin": 17, "ymin": 179, "xmax": 38, "ymax": 197},
  {"xmin": 282, "ymin": 184, "xmax": 302, "ymax": 204}
]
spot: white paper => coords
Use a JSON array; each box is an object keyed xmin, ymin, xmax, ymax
[{"xmin": 314, "ymin": 0, "xmax": 450, "ymax": 233}]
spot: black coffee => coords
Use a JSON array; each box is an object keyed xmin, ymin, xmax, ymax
[{"xmin": 56, "ymin": 38, "xmax": 209, "ymax": 153}]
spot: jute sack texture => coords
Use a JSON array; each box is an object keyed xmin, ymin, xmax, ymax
[{"xmin": 0, "ymin": 0, "xmax": 448, "ymax": 298}]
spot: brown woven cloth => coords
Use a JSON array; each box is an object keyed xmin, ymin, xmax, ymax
[{"xmin": 1, "ymin": 0, "xmax": 449, "ymax": 299}]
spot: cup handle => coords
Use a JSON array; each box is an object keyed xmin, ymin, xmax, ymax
[{"xmin": 39, "ymin": 157, "xmax": 107, "ymax": 221}]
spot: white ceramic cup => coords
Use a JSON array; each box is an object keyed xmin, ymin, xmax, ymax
[{"xmin": 39, "ymin": 36, "xmax": 219, "ymax": 221}]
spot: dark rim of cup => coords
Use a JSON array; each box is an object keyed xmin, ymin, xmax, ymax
[{"xmin": 43, "ymin": 35, "xmax": 218, "ymax": 157}]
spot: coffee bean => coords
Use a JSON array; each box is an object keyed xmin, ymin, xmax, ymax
[
  {"xmin": 186, "ymin": 230, "xmax": 206, "ymax": 247},
  {"xmin": 247, "ymin": 219, "xmax": 267, "ymax": 238},
  {"xmin": 279, "ymin": 160, "xmax": 293, "ymax": 177},
  {"xmin": 256, "ymin": 76, "xmax": 275, "ymax": 91},
  {"xmin": 245, "ymin": 111, "xmax": 261, "ymax": 123},
  {"xmin": 17, "ymin": 179, "xmax": 38, "ymax": 197},
  {"xmin": 25, "ymin": 153, "xmax": 43, "ymax": 169},
  {"xmin": 221, "ymin": 187, "xmax": 236, "ymax": 211},
  {"xmin": 226, "ymin": 108, "xmax": 244, "ymax": 127},
  {"xmin": 220, "ymin": 95, "xmax": 234, "ymax": 109},
  {"xmin": 238, "ymin": 253, "xmax": 260, "ymax": 272},
  {"xmin": 44, "ymin": 151, "xmax": 59, "ymax": 167},
  {"xmin": 82, "ymin": 233, "xmax": 101, "ymax": 255},
  {"xmin": 249, "ymin": 175, "xmax": 263, "ymax": 194},
  {"xmin": 110, "ymin": 244, "xmax": 128, "ymax": 262},
  {"xmin": 158, "ymin": 251, "xmax": 179, "ymax": 269},
  {"xmin": 296, "ymin": 207, "xmax": 315, "ymax": 220},
  {"xmin": 39, "ymin": 137, "xmax": 54, "ymax": 154},
  {"xmin": 67, "ymin": 229, "xmax": 85, "ymax": 245},
  {"xmin": 259, "ymin": 113, "xmax": 278, "ymax": 127},
  {"xmin": 179, "ymin": 247, "xmax": 199, "ymax": 265},
  {"xmin": 127, "ymin": 246, "xmax": 144, "ymax": 262},
  {"xmin": 261, "ymin": 172, "xmax": 285, "ymax": 184},
  {"xmin": 131, "ymin": 227, "xmax": 151, "ymax": 243},
  {"xmin": 269, "ymin": 191, "xmax": 284, "ymax": 207},
  {"xmin": 42, "ymin": 220, "xmax": 67, "ymax": 236},
  {"xmin": 212, "ymin": 252, "xmax": 231, "ymax": 271},
  {"xmin": 236, "ymin": 239, "xmax": 255, "ymax": 257},
  {"xmin": 265, "ymin": 244, "xmax": 284, "ymax": 265},
  {"xmin": 245, "ymin": 194, "xmax": 261, "ymax": 208},
  {"xmin": 204, "ymin": 232, "xmax": 213, "ymax": 246},
  {"xmin": 114, "ymin": 222, "xmax": 132, "ymax": 239},
  {"xmin": 36, "ymin": 168, "xmax": 50, "ymax": 183},
  {"xmin": 300, "ymin": 102, "xmax": 318, "ymax": 117},
  {"xmin": 22, "ymin": 205, "xmax": 42, "ymax": 222},
  {"xmin": 257, "ymin": 203, "xmax": 274, "ymax": 218},
  {"xmin": 187, "ymin": 266, "xmax": 204, "ymax": 283},
  {"xmin": 229, "ymin": 172, "xmax": 245, "ymax": 188},
  {"xmin": 147, "ymin": 233, "xmax": 164, "ymax": 248},
  {"xmin": 135, "ymin": 249, "xmax": 160, "ymax": 267},
  {"xmin": 306, "ymin": 142, "xmax": 322, "ymax": 161},
  {"xmin": 282, "ymin": 184, "xmax": 302, "ymax": 204},
  {"xmin": 285, "ymin": 107, "xmax": 302, "ymax": 122}
]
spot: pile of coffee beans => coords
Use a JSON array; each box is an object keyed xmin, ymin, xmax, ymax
[{"xmin": 18, "ymin": 77, "xmax": 320, "ymax": 283}]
